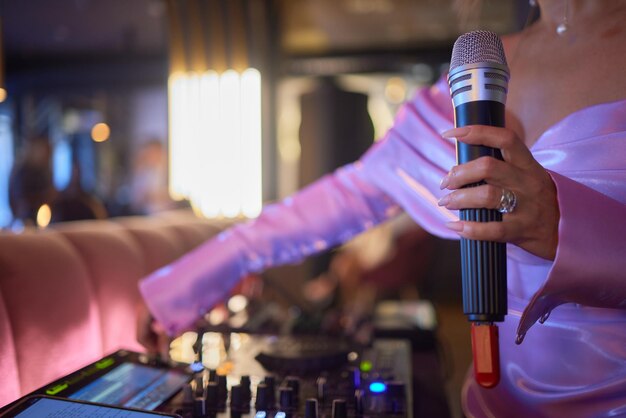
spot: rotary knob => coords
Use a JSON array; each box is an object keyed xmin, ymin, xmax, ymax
[
  {"xmin": 332, "ymin": 399, "xmax": 347, "ymax": 418},
  {"xmin": 279, "ymin": 387, "xmax": 295, "ymax": 412},
  {"xmin": 284, "ymin": 376, "xmax": 300, "ymax": 403},
  {"xmin": 255, "ymin": 383, "xmax": 269, "ymax": 411},
  {"xmin": 304, "ymin": 398, "xmax": 318, "ymax": 418}
]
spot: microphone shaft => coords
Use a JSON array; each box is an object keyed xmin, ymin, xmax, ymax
[{"xmin": 454, "ymin": 100, "xmax": 507, "ymax": 323}]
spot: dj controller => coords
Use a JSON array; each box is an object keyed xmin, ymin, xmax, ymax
[
  {"xmin": 1, "ymin": 333, "xmax": 423, "ymax": 418},
  {"xmin": 166, "ymin": 335, "xmax": 414, "ymax": 418}
]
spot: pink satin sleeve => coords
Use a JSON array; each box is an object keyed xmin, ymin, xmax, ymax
[
  {"xmin": 139, "ymin": 165, "xmax": 400, "ymax": 335},
  {"xmin": 517, "ymin": 170, "xmax": 626, "ymax": 338}
]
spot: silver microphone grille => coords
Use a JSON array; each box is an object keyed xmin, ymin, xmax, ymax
[{"xmin": 450, "ymin": 30, "xmax": 508, "ymax": 71}]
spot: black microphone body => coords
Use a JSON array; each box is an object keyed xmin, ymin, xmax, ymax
[
  {"xmin": 448, "ymin": 32, "xmax": 510, "ymax": 324},
  {"xmin": 455, "ymin": 101, "xmax": 507, "ymax": 323}
]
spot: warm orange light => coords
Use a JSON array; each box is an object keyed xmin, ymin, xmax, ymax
[
  {"xmin": 385, "ymin": 77, "xmax": 406, "ymax": 104},
  {"xmin": 91, "ymin": 123, "xmax": 111, "ymax": 142},
  {"xmin": 36, "ymin": 204, "xmax": 52, "ymax": 228},
  {"xmin": 0, "ymin": 88, "xmax": 6, "ymax": 103}
]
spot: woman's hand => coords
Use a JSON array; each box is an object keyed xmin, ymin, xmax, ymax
[
  {"xmin": 136, "ymin": 299, "xmax": 171, "ymax": 361},
  {"xmin": 438, "ymin": 125, "xmax": 560, "ymax": 261}
]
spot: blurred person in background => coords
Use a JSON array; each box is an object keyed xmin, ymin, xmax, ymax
[
  {"xmin": 129, "ymin": 139, "xmax": 179, "ymax": 215},
  {"xmin": 8, "ymin": 136, "xmax": 56, "ymax": 227}
]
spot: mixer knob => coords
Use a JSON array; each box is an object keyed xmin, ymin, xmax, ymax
[
  {"xmin": 240, "ymin": 375, "xmax": 252, "ymax": 403},
  {"xmin": 264, "ymin": 375, "xmax": 276, "ymax": 407},
  {"xmin": 279, "ymin": 387, "xmax": 295, "ymax": 412},
  {"xmin": 304, "ymin": 398, "xmax": 318, "ymax": 418},
  {"xmin": 193, "ymin": 395, "xmax": 206, "ymax": 417},
  {"xmin": 255, "ymin": 383, "xmax": 269, "ymax": 411},
  {"xmin": 205, "ymin": 382, "xmax": 219, "ymax": 413},
  {"xmin": 284, "ymin": 376, "xmax": 300, "ymax": 403},
  {"xmin": 216, "ymin": 375, "xmax": 228, "ymax": 411},
  {"xmin": 387, "ymin": 381, "xmax": 406, "ymax": 414},
  {"xmin": 332, "ymin": 399, "xmax": 347, "ymax": 418},
  {"xmin": 368, "ymin": 389, "xmax": 386, "ymax": 413},
  {"xmin": 194, "ymin": 375, "xmax": 205, "ymax": 396},
  {"xmin": 354, "ymin": 389, "xmax": 365, "ymax": 416},
  {"xmin": 230, "ymin": 384, "xmax": 250, "ymax": 415},
  {"xmin": 192, "ymin": 382, "xmax": 213, "ymax": 417},
  {"xmin": 316, "ymin": 376, "xmax": 327, "ymax": 402}
]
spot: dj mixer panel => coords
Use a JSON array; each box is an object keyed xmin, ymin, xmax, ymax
[{"xmin": 160, "ymin": 335, "xmax": 413, "ymax": 418}]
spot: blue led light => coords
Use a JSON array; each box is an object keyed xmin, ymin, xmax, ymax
[
  {"xmin": 254, "ymin": 412, "xmax": 267, "ymax": 418},
  {"xmin": 189, "ymin": 361, "xmax": 204, "ymax": 373},
  {"xmin": 369, "ymin": 382, "xmax": 387, "ymax": 393}
]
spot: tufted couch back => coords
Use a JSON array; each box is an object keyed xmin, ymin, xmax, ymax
[{"xmin": 0, "ymin": 211, "xmax": 224, "ymax": 408}]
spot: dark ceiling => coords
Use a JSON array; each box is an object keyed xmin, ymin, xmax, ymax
[
  {"xmin": 0, "ymin": 0, "xmax": 528, "ymax": 92},
  {"xmin": 2, "ymin": 0, "xmax": 525, "ymax": 58},
  {"xmin": 2, "ymin": 0, "xmax": 167, "ymax": 57}
]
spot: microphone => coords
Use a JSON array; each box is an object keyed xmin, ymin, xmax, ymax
[{"xmin": 447, "ymin": 30, "xmax": 510, "ymax": 389}]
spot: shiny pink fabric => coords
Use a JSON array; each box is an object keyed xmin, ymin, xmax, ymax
[{"xmin": 140, "ymin": 77, "xmax": 626, "ymax": 417}]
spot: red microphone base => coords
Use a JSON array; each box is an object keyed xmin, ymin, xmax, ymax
[{"xmin": 471, "ymin": 323, "xmax": 501, "ymax": 388}]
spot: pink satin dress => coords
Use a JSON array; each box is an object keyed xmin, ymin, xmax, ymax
[{"xmin": 140, "ymin": 76, "xmax": 626, "ymax": 417}]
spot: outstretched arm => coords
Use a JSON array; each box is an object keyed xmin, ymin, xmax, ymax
[{"xmin": 139, "ymin": 164, "xmax": 400, "ymax": 336}]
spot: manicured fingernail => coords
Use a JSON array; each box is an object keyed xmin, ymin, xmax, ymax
[
  {"xmin": 539, "ymin": 311, "xmax": 551, "ymax": 324},
  {"xmin": 442, "ymin": 127, "xmax": 470, "ymax": 139},
  {"xmin": 445, "ymin": 221, "xmax": 463, "ymax": 232},
  {"xmin": 515, "ymin": 332, "xmax": 526, "ymax": 345},
  {"xmin": 439, "ymin": 175, "xmax": 450, "ymax": 190},
  {"xmin": 438, "ymin": 195, "xmax": 450, "ymax": 207}
]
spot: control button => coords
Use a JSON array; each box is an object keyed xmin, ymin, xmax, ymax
[
  {"xmin": 193, "ymin": 395, "xmax": 206, "ymax": 417},
  {"xmin": 231, "ymin": 384, "xmax": 249, "ymax": 414},
  {"xmin": 264, "ymin": 375, "xmax": 276, "ymax": 408},
  {"xmin": 304, "ymin": 398, "xmax": 318, "ymax": 418},
  {"xmin": 279, "ymin": 387, "xmax": 295, "ymax": 412},
  {"xmin": 255, "ymin": 383, "xmax": 269, "ymax": 411},
  {"xmin": 368, "ymin": 389, "xmax": 386, "ymax": 413},
  {"xmin": 316, "ymin": 376, "xmax": 327, "ymax": 402},
  {"xmin": 387, "ymin": 381, "xmax": 406, "ymax": 414},
  {"xmin": 354, "ymin": 389, "xmax": 365, "ymax": 416},
  {"xmin": 205, "ymin": 381, "xmax": 219, "ymax": 413},
  {"xmin": 369, "ymin": 381, "xmax": 387, "ymax": 394},
  {"xmin": 332, "ymin": 399, "xmax": 347, "ymax": 418},
  {"xmin": 240, "ymin": 375, "xmax": 252, "ymax": 403},
  {"xmin": 194, "ymin": 375, "xmax": 205, "ymax": 397},
  {"xmin": 217, "ymin": 374, "xmax": 228, "ymax": 411},
  {"xmin": 284, "ymin": 376, "xmax": 300, "ymax": 403}
]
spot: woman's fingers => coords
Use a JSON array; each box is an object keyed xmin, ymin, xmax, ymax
[
  {"xmin": 442, "ymin": 125, "xmax": 535, "ymax": 168},
  {"xmin": 438, "ymin": 184, "xmax": 504, "ymax": 210},
  {"xmin": 445, "ymin": 219, "xmax": 521, "ymax": 243},
  {"xmin": 136, "ymin": 301, "xmax": 158, "ymax": 353},
  {"xmin": 440, "ymin": 156, "xmax": 519, "ymax": 190},
  {"xmin": 439, "ymin": 124, "xmax": 560, "ymax": 261}
]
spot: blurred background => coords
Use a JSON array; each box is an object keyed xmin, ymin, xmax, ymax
[{"xmin": 0, "ymin": 1, "xmax": 532, "ymax": 416}]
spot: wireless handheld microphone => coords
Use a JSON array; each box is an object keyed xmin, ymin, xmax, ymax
[{"xmin": 447, "ymin": 30, "xmax": 510, "ymax": 388}]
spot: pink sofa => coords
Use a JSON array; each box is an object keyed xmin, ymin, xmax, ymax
[{"xmin": 0, "ymin": 212, "xmax": 223, "ymax": 408}]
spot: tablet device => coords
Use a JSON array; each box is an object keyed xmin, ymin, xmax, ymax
[
  {"xmin": 0, "ymin": 395, "xmax": 181, "ymax": 417},
  {"xmin": 0, "ymin": 350, "xmax": 190, "ymax": 414}
]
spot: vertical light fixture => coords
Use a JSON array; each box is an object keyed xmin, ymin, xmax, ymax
[{"xmin": 167, "ymin": 0, "xmax": 262, "ymax": 219}]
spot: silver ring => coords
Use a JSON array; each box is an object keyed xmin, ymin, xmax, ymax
[{"xmin": 498, "ymin": 189, "xmax": 517, "ymax": 214}]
